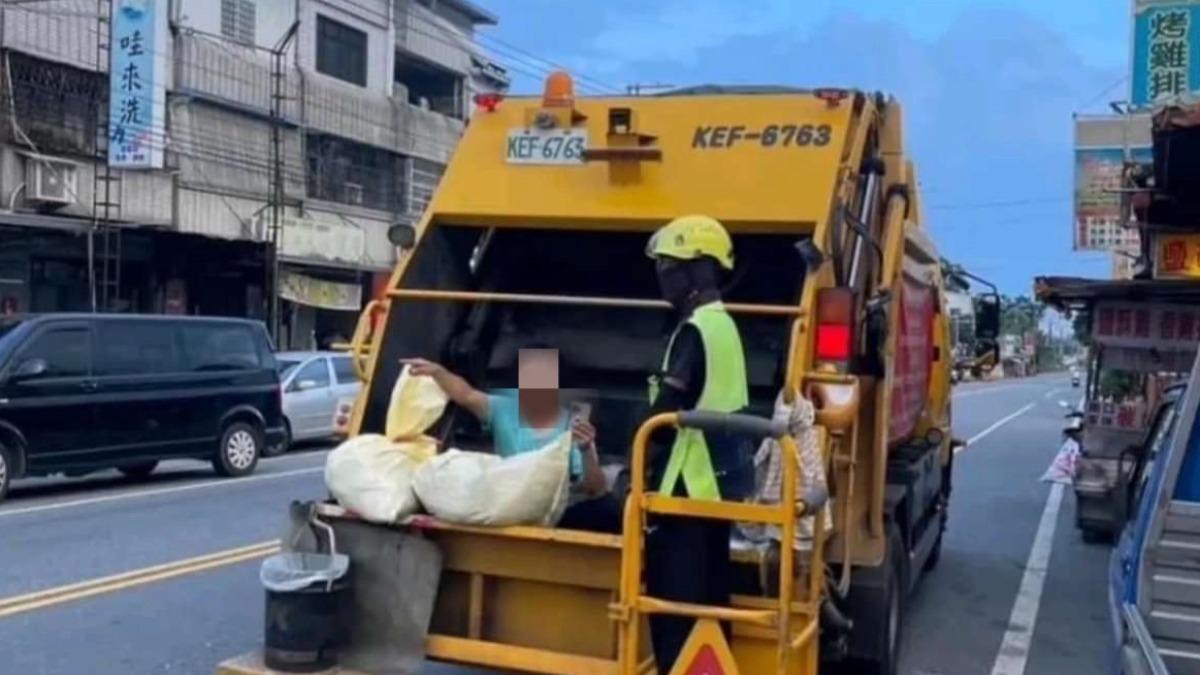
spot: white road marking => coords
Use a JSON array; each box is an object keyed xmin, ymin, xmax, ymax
[
  {"xmin": 1042, "ymin": 388, "xmax": 1061, "ymax": 400},
  {"xmin": 0, "ymin": 464, "xmax": 324, "ymax": 519},
  {"xmin": 958, "ymin": 403, "xmax": 1036, "ymax": 453},
  {"xmin": 989, "ymin": 482, "xmax": 1065, "ymax": 675},
  {"xmin": 953, "ymin": 384, "xmax": 1030, "ymax": 399}
]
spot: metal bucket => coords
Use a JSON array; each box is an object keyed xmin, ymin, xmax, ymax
[{"xmin": 261, "ymin": 513, "xmax": 352, "ymax": 672}]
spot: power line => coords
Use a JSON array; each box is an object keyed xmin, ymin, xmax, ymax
[
  {"xmin": 926, "ymin": 197, "xmax": 1069, "ymax": 211},
  {"xmin": 1076, "ymin": 75, "xmax": 1129, "ymax": 112},
  {"xmin": 405, "ymin": 22, "xmax": 608, "ymax": 94},
  {"xmin": 474, "ymin": 32, "xmax": 621, "ymax": 94},
  {"xmin": 402, "ymin": 17, "xmax": 617, "ymax": 95}
]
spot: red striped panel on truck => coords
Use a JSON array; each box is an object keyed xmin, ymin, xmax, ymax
[{"xmin": 889, "ymin": 277, "xmax": 935, "ymax": 444}]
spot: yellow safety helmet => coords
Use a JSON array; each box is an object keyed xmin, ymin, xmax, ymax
[{"xmin": 645, "ymin": 215, "xmax": 734, "ymax": 270}]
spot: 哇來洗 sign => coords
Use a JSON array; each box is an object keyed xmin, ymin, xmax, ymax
[
  {"xmin": 108, "ymin": 0, "xmax": 167, "ymax": 168},
  {"xmin": 1133, "ymin": 1, "xmax": 1200, "ymax": 107}
]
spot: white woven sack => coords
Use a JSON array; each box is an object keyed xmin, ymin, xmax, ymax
[
  {"xmin": 413, "ymin": 432, "xmax": 571, "ymax": 527},
  {"xmin": 325, "ymin": 434, "xmax": 437, "ymax": 523}
]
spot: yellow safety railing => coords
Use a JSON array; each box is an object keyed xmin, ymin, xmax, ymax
[
  {"xmin": 347, "ymin": 299, "xmax": 385, "ymax": 381},
  {"xmin": 617, "ymin": 411, "xmax": 829, "ymax": 675}
]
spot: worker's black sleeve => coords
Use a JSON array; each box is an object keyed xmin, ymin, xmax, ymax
[{"xmin": 645, "ymin": 324, "xmax": 706, "ymax": 472}]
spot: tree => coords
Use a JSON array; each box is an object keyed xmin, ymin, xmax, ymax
[
  {"xmin": 1000, "ymin": 295, "xmax": 1045, "ymax": 338},
  {"xmin": 1072, "ymin": 310, "xmax": 1092, "ymax": 345}
]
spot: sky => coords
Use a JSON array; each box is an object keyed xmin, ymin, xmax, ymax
[{"xmin": 477, "ymin": 0, "xmax": 1132, "ymax": 295}]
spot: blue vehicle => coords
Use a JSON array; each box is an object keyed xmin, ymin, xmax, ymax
[{"xmin": 1110, "ymin": 358, "xmax": 1200, "ymax": 674}]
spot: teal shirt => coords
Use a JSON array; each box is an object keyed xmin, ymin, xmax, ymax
[{"xmin": 486, "ymin": 391, "xmax": 583, "ymax": 479}]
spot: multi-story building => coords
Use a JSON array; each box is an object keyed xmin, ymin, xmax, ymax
[{"xmin": 0, "ymin": 0, "xmax": 506, "ymax": 349}]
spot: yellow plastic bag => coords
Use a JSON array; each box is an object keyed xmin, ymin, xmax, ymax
[
  {"xmin": 325, "ymin": 366, "xmax": 449, "ymax": 523},
  {"xmin": 385, "ymin": 366, "xmax": 449, "ymax": 441}
]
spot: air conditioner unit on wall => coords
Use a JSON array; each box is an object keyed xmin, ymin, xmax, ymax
[{"xmin": 25, "ymin": 156, "xmax": 78, "ymax": 205}]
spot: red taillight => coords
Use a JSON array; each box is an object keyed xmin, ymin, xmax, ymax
[
  {"xmin": 817, "ymin": 324, "xmax": 852, "ymax": 361},
  {"xmin": 816, "ymin": 287, "xmax": 856, "ymax": 362},
  {"xmin": 473, "ymin": 92, "xmax": 504, "ymax": 112}
]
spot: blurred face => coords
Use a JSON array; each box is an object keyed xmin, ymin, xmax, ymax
[{"xmin": 517, "ymin": 348, "xmax": 559, "ymax": 427}]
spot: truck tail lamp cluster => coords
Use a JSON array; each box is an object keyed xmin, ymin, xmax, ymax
[
  {"xmin": 473, "ymin": 92, "xmax": 504, "ymax": 113},
  {"xmin": 333, "ymin": 398, "xmax": 354, "ymax": 437},
  {"xmin": 816, "ymin": 287, "xmax": 856, "ymax": 362}
]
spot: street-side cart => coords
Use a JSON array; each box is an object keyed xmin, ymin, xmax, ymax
[{"xmin": 1036, "ymin": 276, "xmax": 1200, "ymax": 541}]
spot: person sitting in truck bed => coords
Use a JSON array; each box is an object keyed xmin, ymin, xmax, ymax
[{"xmin": 402, "ymin": 347, "xmax": 622, "ymax": 533}]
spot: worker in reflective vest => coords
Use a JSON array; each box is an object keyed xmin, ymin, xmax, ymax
[{"xmin": 643, "ymin": 214, "xmax": 753, "ymax": 672}]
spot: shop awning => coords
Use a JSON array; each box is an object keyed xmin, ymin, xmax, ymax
[
  {"xmin": 1034, "ymin": 276, "xmax": 1200, "ymax": 310},
  {"xmin": 279, "ymin": 270, "xmax": 362, "ymax": 311}
]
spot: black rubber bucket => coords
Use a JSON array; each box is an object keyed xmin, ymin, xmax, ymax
[{"xmin": 262, "ymin": 555, "xmax": 352, "ymax": 672}]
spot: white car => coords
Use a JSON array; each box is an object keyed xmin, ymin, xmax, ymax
[{"xmin": 276, "ymin": 351, "xmax": 361, "ymax": 451}]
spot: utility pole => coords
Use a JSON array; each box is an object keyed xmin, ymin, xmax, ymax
[
  {"xmin": 91, "ymin": 0, "xmax": 120, "ymax": 313},
  {"xmin": 267, "ymin": 22, "xmax": 299, "ymax": 343}
]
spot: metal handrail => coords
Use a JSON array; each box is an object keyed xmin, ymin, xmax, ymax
[
  {"xmin": 387, "ymin": 288, "xmax": 806, "ymax": 317},
  {"xmin": 1123, "ymin": 603, "xmax": 1170, "ymax": 675},
  {"xmin": 618, "ymin": 411, "xmax": 827, "ymax": 674}
]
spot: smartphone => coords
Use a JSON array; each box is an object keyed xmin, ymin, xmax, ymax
[{"xmin": 569, "ymin": 401, "xmax": 592, "ymax": 425}]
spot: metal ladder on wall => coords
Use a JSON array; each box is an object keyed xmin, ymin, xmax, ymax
[{"xmin": 90, "ymin": 0, "xmax": 121, "ymax": 313}]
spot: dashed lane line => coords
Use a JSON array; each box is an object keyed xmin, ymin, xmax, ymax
[
  {"xmin": 0, "ymin": 465, "xmax": 324, "ymax": 519},
  {"xmin": 957, "ymin": 403, "xmax": 1037, "ymax": 454}
]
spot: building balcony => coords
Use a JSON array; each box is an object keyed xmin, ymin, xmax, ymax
[
  {"xmin": 304, "ymin": 74, "xmax": 399, "ymax": 151},
  {"xmin": 175, "ymin": 30, "xmax": 301, "ymax": 120},
  {"xmin": 1, "ymin": 0, "xmax": 104, "ymax": 72},
  {"xmin": 394, "ymin": 1, "xmax": 472, "ymax": 74},
  {"xmin": 398, "ymin": 100, "xmax": 463, "ymax": 164}
]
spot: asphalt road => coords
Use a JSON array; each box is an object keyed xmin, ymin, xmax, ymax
[{"xmin": 0, "ymin": 374, "xmax": 1111, "ymax": 675}]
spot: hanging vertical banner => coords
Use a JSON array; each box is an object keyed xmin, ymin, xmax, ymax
[
  {"xmin": 1132, "ymin": 1, "xmax": 1200, "ymax": 107},
  {"xmin": 1073, "ymin": 115, "xmax": 1153, "ymax": 250},
  {"xmin": 109, "ymin": 0, "xmax": 168, "ymax": 168}
]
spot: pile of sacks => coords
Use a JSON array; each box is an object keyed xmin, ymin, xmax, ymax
[{"xmin": 324, "ymin": 367, "xmax": 572, "ymax": 527}]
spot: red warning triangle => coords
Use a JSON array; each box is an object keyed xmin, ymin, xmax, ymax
[
  {"xmin": 683, "ymin": 644, "xmax": 724, "ymax": 675},
  {"xmin": 669, "ymin": 619, "xmax": 739, "ymax": 675}
]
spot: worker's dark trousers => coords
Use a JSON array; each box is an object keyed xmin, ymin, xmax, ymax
[
  {"xmin": 557, "ymin": 493, "xmax": 623, "ymax": 533},
  {"xmin": 645, "ymin": 510, "xmax": 731, "ymax": 673}
]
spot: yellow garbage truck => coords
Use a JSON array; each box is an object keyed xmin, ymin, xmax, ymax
[{"xmin": 220, "ymin": 73, "xmax": 997, "ymax": 675}]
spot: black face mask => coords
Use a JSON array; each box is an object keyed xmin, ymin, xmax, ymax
[{"xmin": 655, "ymin": 259, "xmax": 694, "ymax": 310}]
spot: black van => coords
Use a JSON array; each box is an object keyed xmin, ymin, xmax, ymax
[{"xmin": 0, "ymin": 314, "xmax": 286, "ymax": 500}]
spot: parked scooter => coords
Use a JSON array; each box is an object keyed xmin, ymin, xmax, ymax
[{"xmin": 1060, "ymin": 401, "xmax": 1084, "ymax": 441}]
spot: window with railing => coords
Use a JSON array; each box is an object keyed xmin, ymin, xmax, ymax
[
  {"xmin": 8, "ymin": 53, "xmax": 103, "ymax": 157},
  {"xmin": 306, "ymin": 133, "xmax": 403, "ymax": 212},
  {"xmin": 410, "ymin": 158, "xmax": 445, "ymax": 217}
]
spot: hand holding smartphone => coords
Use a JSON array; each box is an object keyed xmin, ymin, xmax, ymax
[
  {"xmin": 569, "ymin": 401, "xmax": 592, "ymax": 425},
  {"xmin": 569, "ymin": 401, "xmax": 596, "ymax": 451}
]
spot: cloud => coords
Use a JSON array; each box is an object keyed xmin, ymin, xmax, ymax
[
  {"xmin": 486, "ymin": 3, "xmax": 1119, "ymax": 291},
  {"xmin": 587, "ymin": 0, "xmax": 801, "ymax": 69}
]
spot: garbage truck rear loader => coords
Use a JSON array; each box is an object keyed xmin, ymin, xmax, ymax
[{"xmin": 220, "ymin": 73, "xmax": 994, "ymax": 675}]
